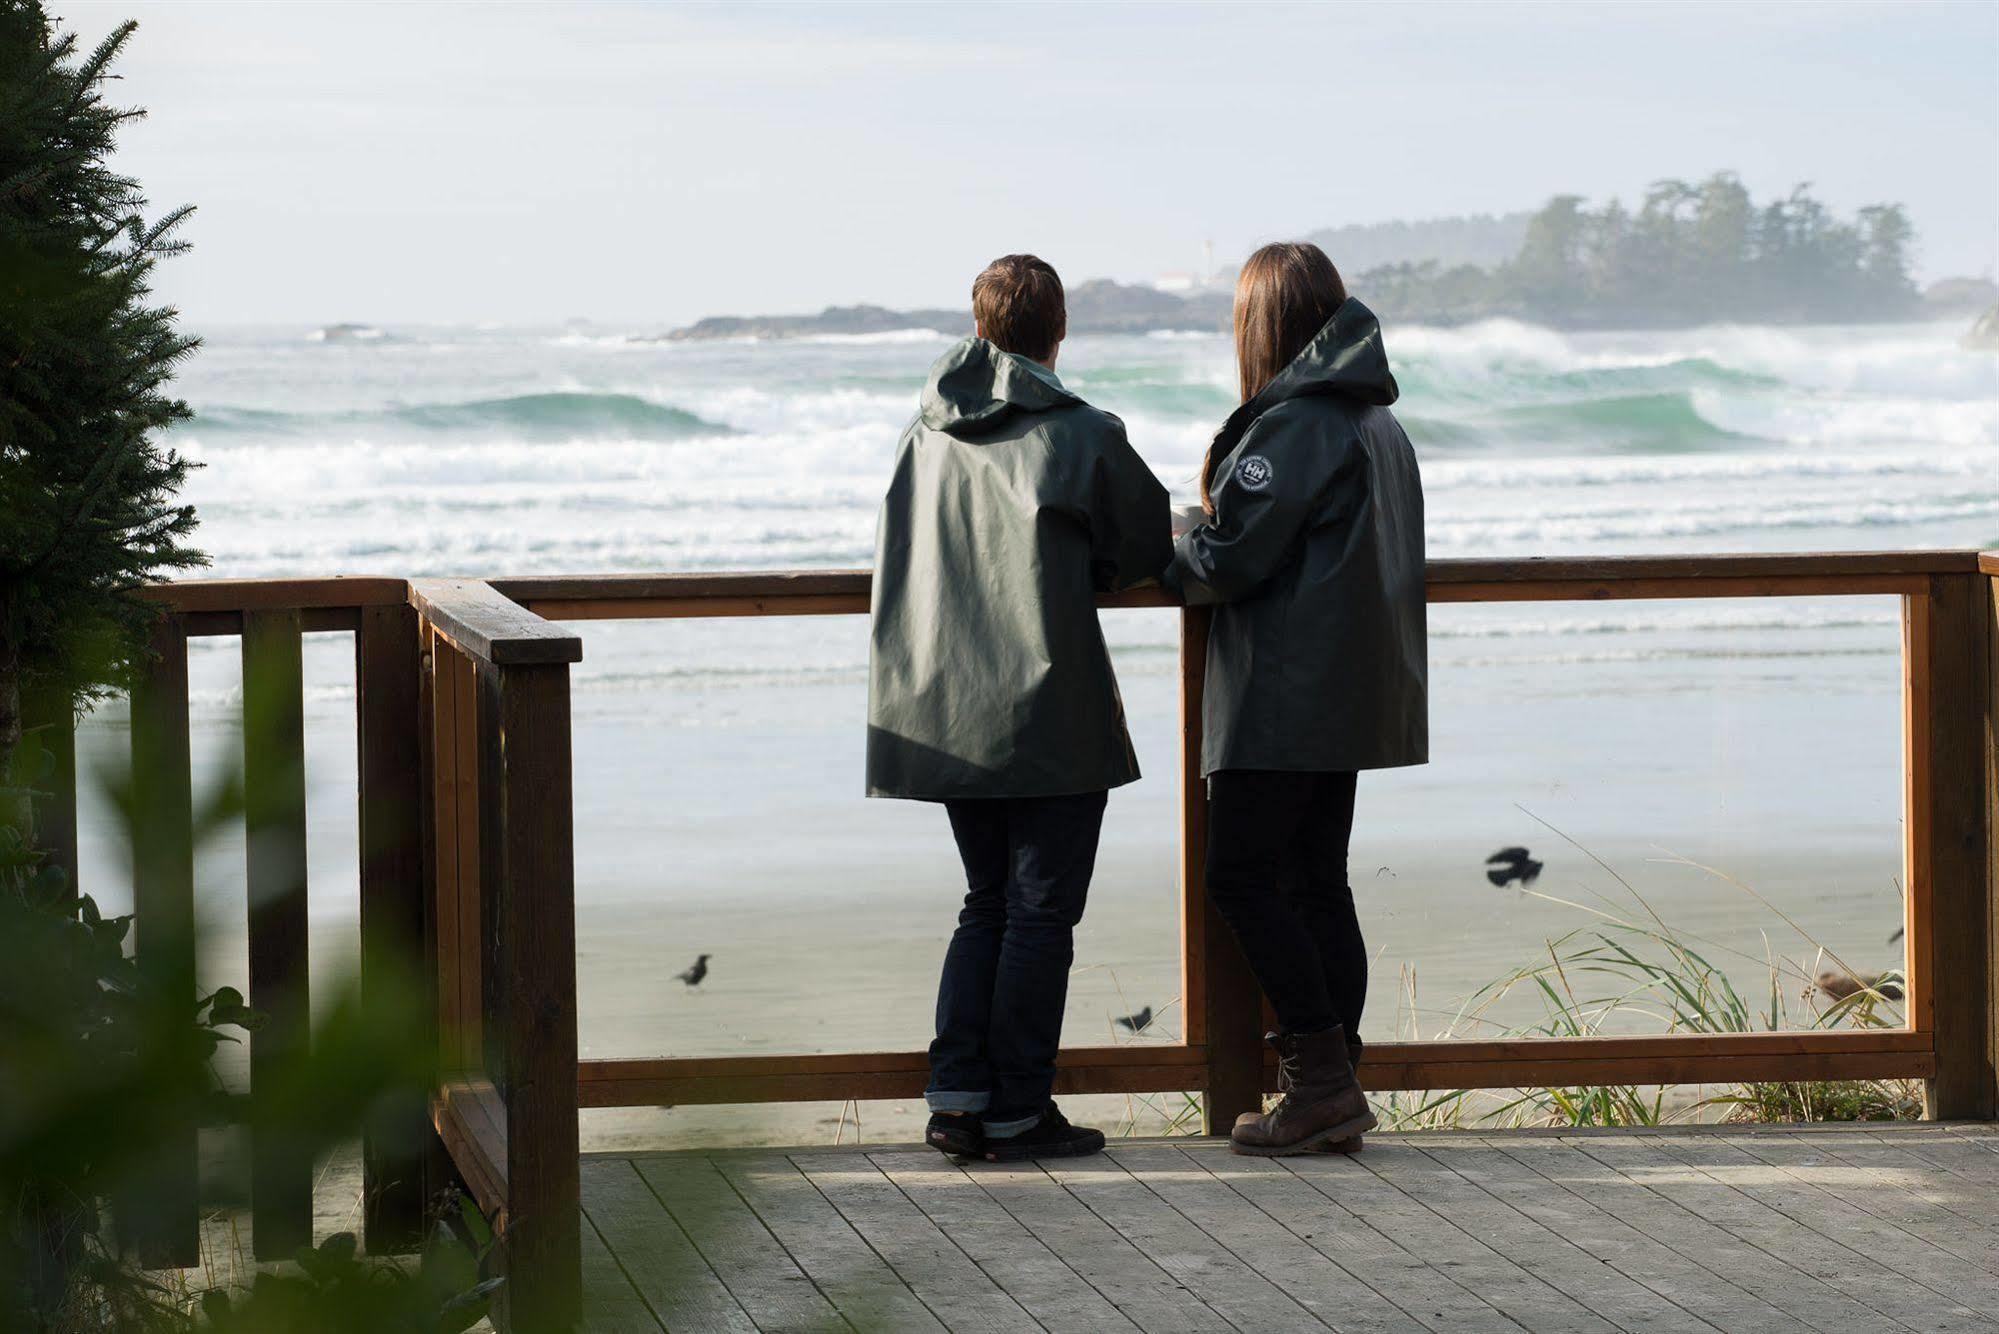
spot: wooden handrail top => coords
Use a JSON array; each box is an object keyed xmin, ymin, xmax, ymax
[
  {"xmin": 494, "ymin": 549, "xmax": 1984, "ymax": 607},
  {"xmin": 142, "ymin": 575, "xmax": 409, "ymax": 614},
  {"xmin": 133, "ymin": 549, "xmax": 1989, "ymax": 626},
  {"xmin": 409, "ymin": 578, "xmax": 583, "ymax": 666}
]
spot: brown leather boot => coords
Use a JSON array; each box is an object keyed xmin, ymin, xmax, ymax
[
  {"xmin": 1230, "ymin": 1026, "xmax": 1375, "ymax": 1156},
  {"xmin": 1234, "ymin": 1034, "xmax": 1369, "ymax": 1153}
]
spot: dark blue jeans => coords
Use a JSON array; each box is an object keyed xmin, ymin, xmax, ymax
[
  {"xmin": 927, "ymin": 791, "xmax": 1108, "ymax": 1132},
  {"xmin": 1204, "ymin": 769, "xmax": 1364, "ymax": 1038}
]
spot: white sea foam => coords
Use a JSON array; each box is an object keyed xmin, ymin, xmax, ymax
[
  {"xmin": 793, "ymin": 328, "xmax": 954, "ymax": 345},
  {"xmin": 171, "ymin": 317, "xmax": 1997, "ymax": 669}
]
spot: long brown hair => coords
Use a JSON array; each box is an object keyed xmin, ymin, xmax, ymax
[{"xmin": 1201, "ymin": 242, "xmax": 1347, "ymax": 510}]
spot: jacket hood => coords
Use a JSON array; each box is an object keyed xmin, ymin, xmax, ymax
[
  {"xmin": 1201, "ymin": 297, "xmax": 1399, "ymax": 500},
  {"xmin": 919, "ymin": 337, "xmax": 1077, "ymax": 436},
  {"xmin": 1252, "ymin": 297, "xmax": 1399, "ymax": 413}
]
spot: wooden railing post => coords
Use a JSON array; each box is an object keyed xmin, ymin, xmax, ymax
[
  {"xmin": 1181, "ymin": 607, "xmax": 1263, "ymax": 1132},
  {"xmin": 493, "ymin": 658, "xmax": 580, "ymax": 1332},
  {"xmin": 1918, "ymin": 572, "xmax": 1995, "ymax": 1119},
  {"xmin": 356, "ymin": 602, "xmax": 435, "ymax": 1251},
  {"xmin": 1985, "ymin": 559, "xmax": 1999, "ymax": 1120},
  {"xmin": 242, "ymin": 608, "xmax": 313, "ymax": 1257},
  {"xmin": 124, "ymin": 614, "xmax": 198, "ymax": 1267}
]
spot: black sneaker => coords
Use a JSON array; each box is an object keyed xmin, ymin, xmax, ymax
[
  {"xmin": 926, "ymin": 1112, "xmax": 983, "ymax": 1158},
  {"xmin": 982, "ymin": 1103, "xmax": 1105, "ymax": 1163}
]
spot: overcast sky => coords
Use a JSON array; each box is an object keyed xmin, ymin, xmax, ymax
[{"xmin": 59, "ymin": 0, "xmax": 1999, "ymax": 328}]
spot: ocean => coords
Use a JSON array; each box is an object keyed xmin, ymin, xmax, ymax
[{"xmin": 67, "ymin": 317, "xmax": 1998, "ymax": 1133}]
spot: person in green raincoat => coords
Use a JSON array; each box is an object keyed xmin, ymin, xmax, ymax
[
  {"xmin": 867, "ymin": 255, "xmax": 1171, "ymax": 1162},
  {"xmin": 1165, "ymin": 242, "xmax": 1428, "ymax": 1156}
]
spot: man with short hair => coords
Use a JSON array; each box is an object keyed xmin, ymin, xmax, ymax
[{"xmin": 868, "ymin": 254, "xmax": 1170, "ymax": 1161}]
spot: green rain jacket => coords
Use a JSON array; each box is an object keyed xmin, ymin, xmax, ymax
[
  {"xmin": 1164, "ymin": 299, "xmax": 1428, "ymax": 776},
  {"xmin": 867, "ymin": 338, "xmax": 1172, "ymax": 799}
]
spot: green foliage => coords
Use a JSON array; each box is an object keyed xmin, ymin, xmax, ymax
[
  {"xmin": 196, "ymin": 1219, "xmax": 501, "ymax": 1334},
  {"xmin": 0, "ymin": 2, "xmax": 204, "ymax": 766},
  {"xmin": 1352, "ymin": 172, "xmax": 1922, "ymax": 328},
  {"xmin": 0, "ymin": 812, "xmax": 255, "ymax": 1330},
  {"xmin": 0, "ymin": 741, "xmax": 483, "ymax": 1331},
  {"xmin": 1706, "ymin": 1078, "xmax": 1921, "ymax": 1125}
]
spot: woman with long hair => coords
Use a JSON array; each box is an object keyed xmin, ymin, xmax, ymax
[{"xmin": 1165, "ymin": 242, "xmax": 1428, "ymax": 1155}]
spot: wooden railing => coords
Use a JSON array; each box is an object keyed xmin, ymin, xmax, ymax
[
  {"xmin": 28, "ymin": 549, "xmax": 1997, "ymax": 1331},
  {"xmin": 408, "ymin": 578, "xmax": 582, "ymax": 1332},
  {"xmin": 22, "ymin": 577, "xmax": 429, "ymax": 1270}
]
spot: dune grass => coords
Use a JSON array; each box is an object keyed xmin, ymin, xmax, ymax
[
  {"xmin": 1107, "ymin": 820, "xmax": 1917, "ymax": 1137},
  {"xmin": 1371, "ymin": 818, "xmax": 1916, "ymax": 1131}
]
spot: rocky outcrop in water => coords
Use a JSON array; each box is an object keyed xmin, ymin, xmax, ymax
[{"xmin": 655, "ymin": 280, "xmax": 1228, "ymax": 342}]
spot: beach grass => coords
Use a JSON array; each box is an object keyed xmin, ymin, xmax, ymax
[
  {"xmin": 1175, "ymin": 819, "xmax": 1919, "ymax": 1138},
  {"xmin": 1367, "ymin": 823, "xmax": 1914, "ymax": 1132}
]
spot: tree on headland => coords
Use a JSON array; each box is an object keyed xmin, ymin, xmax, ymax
[
  {"xmin": 1349, "ymin": 172, "xmax": 1922, "ymax": 328},
  {"xmin": 0, "ymin": 3, "xmax": 204, "ymax": 833}
]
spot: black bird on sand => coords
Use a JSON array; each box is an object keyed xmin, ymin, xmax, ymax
[
  {"xmin": 1115, "ymin": 1006, "xmax": 1154, "ymax": 1033},
  {"xmin": 676, "ymin": 954, "xmax": 711, "ymax": 987},
  {"xmin": 1486, "ymin": 847, "xmax": 1543, "ymax": 888}
]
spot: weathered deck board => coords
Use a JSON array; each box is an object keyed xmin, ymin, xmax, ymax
[
  {"xmin": 1042, "ymin": 1149, "xmax": 1329, "ymax": 1329},
  {"xmin": 868, "ymin": 1150, "xmax": 1143, "ymax": 1334},
  {"xmin": 954, "ymin": 1154, "xmax": 1232, "ymax": 1331},
  {"xmin": 789, "ymin": 1149, "xmax": 1041, "ymax": 1333},
  {"xmin": 1105, "ymin": 1143, "xmax": 1418, "ymax": 1333},
  {"xmin": 1437, "ymin": 1136, "xmax": 1814, "ymax": 1333},
  {"xmin": 1281, "ymin": 1144, "xmax": 1618, "ymax": 1333},
  {"xmin": 1354, "ymin": 1138, "xmax": 1718, "ymax": 1333},
  {"xmin": 1187, "ymin": 1147, "xmax": 1522, "ymax": 1332},
  {"xmin": 631, "ymin": 1155, "xmax": 847, "ymax": 1331},
  {"xmin": 1575, "ymin": 1134, "xmax": 1988, "ymax": 1332},
  {"xmin": 578, "ymin": 1158, "xmax": 755, "ymax": 1333},
  {"xmin": 577, "ymin": 1125, "xmax": 1999, "ymax": 1333},
  {"xmin": 717, "ymin": 1153, "xmax": 943, "ymax": 1331}
]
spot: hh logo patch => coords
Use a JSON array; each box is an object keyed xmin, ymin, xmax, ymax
[{"xmin": 1235, "ymin": 455, "xmax": 1274, "ymax": 491}]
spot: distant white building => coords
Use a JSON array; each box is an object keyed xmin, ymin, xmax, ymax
[{"xmin": 1154, "ymin": 240, "xmax": 1224, "ymax": 294}]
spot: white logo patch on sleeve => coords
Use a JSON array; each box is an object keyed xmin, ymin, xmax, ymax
[{"xmin": 1235, "ymin": 454, "xmax": 1274, "ymax": 491}]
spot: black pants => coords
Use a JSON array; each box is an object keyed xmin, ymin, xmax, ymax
[
  {"xmin": 927, "ymin": 791, "xmax": 1108, "ymax": 1128},
  {"xmin": 1204, "ymin": 769, "xmax": 1365, "ymax": 1038}
]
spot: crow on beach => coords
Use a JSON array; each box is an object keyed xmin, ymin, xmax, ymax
[
  {"xmin": 1115, "ymin": 1006, "xmax": 1154, "ymax": 1033},
  {"xmin": 676, "ymin": 954, "xmax": 711, "ymax": 987},
  {"xmin": 1486, "ymin": 847, "xmax": 1543, "ymax": 888}
]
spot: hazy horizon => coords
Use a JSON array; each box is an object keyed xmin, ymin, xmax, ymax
[{"xmin": 61, "ymin": 1, "xmax": 1999, "ymax": 328}]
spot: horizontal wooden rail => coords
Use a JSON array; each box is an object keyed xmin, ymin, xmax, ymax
[
  {"xmin": 578, "ymin": 1045, "xmax": 1206, "ymax": 1107},
  {"xmin": 131, "ymin": 551, "xmax": 1983, "ymax": 625},
  {"xmin": 578, "ymin": 1030, "xmax": 1935, "ymax": 1107},
  {"xmin": 494, "ymin": 551, "xmax": 1977, "ymax": 619},
  {"xmin": 142, "ymin": 575, "xmax": 408, "ymax": 614}
]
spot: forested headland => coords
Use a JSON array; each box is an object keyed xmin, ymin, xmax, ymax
[
  {"xmin": 1356, "ymin": 173, "xmax": 1921, "ymax": 327},
  {"xmin": 665, "ymin": 173, "xmax": 1946, "ymax": 339}
]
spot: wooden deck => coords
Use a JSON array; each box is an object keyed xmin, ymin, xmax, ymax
[{"xmin": 576, "ymin": 1123, "xmax": 1999, "ymax": 1333}]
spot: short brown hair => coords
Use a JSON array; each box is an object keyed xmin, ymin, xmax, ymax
[{"xmin": 971, "ymin": 254, "xmax": 1066, "ymax": 361}]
